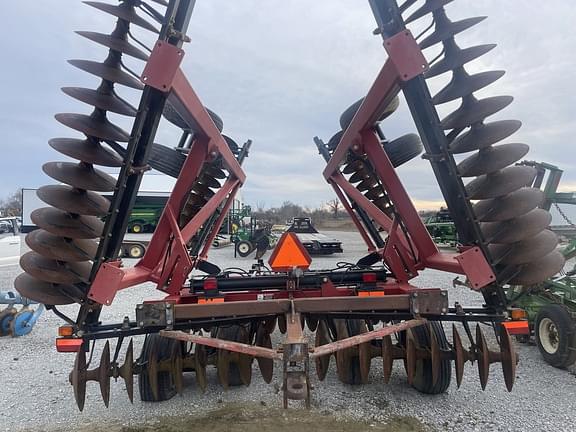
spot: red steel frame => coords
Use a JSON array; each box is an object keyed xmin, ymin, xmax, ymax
[
  {"xmin": 87, "ymin": 41, "xmax": 245, "ymax": 306},
  {"xmin": 322, "ymin": 30, "xmax": 495, "ymax": 289},
  {"xmin": 86, "ymin": 29, "xmax": 495, "ymax": 309}
]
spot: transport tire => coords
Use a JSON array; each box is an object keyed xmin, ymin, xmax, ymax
[
  {"xmin": 535, "ymin": 304, "xmax": 576, "ymax": 368},
  {"xmin": 339, "ymin": 97, "xmax": 399, "ymax": 130},
  {"xmin": 139, "ymin": 334, "xmax": 180, "ymax": 402},
  {"xmin": 383, "ymin": 133, "xmax": 423, "ymax": 168},
  {"xmin": 236, "ymin": 240, "xmax": 253, "ymax": 257},
  {"xmin": 127, "ymin": 244, "xmax": 145, "ymax": 259},
  {"xmin": 410, "ymin": 322, "xmax": 451, "ymax": 394}
]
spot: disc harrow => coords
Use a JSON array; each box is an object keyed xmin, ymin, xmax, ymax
[{"xmin": 401, "ymin": 0, "xmax": 564, "ymax": 285}]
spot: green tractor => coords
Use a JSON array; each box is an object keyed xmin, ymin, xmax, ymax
[
  {"xmin": 423, "ymin": 208, "xmax": 458, "ymax": 247},
  {"xmin": 127, "ymin": 206, "xmax": 163, "ymax": 233}
]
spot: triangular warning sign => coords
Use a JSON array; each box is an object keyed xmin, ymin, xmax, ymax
[{"xmin": 268, "ymin": 232, "xmax": 312, "ymax": 272}]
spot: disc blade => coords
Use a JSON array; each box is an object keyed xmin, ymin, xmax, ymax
[
  {"xmin": 490, "ymin": 229, "xmax": 558, "ymax": 265},
  {"xmin": 356, "ymin": 178, "xmax": 379, "ymax": 192},
  {"xmin": 70, "ymin": 348, "xmax": 87, "ymax": 411},
  {"xmin": 365, "ymin": 186, "xmax": 384, "ymax": 201},
  {"xmin": 191, "ymin": 182, "xmax": 215, "ymax": 198},
  {"xmin": 405, "ymin": 0, "xmax": 454, "ymax": 23},
  {"xmin": 343, "ymin": 159, "xmax": 366, "ymax": 175},
  {"xmin": 43, "ymin": 162, "xmax": 116, "ymax": 192},
  {"xmin": 508, "ymin": 250, "xmax": 565, "ymax": 285},
  {"xmin": 62, "ymin": 87, "xmax": 137, "ymax": 117},
  {"xmin": 452, "ymin": 324, "xmax": 464, "ymax": 389},
  {"xmin": 473, "ymin": 188, "xmax": 544, "ymax": 222},
  {"xmin": 83, "ymin": 2, "xmax": 159, "ymax": 33},
  {"xmin": 498, "ymin": 325, "xmax": 516, "ymax": 392},
  {"xmin": 217, "ymin": 349, "xmax": 230, "ymax": 390},
  {"xmin": 37, "ymin": 185, "xmax": 110, "ymax": 216},
  {"xmin": 55, "ymin": 112, "xmax": 130, "ymax": 142},
  {"xmin": 315, "ymin": 320, "xmax": 331, "ymax": 381},
  {"xmin": 457, "ymin": 143, "xmax": 529, "ymax": 177},
  {"xmin": 171, "ymin": 342, "xmax": 184, "ymax": 395},
  {"xmin": 120, "ymin": 339, "xmax": 134, "ymax": 403},
  {"xmin": 433, "ymin": 70, "xmax": 505, "ymax": 105},
  {"xmin": 31, "ymin": 208, "xmax": 104, "ymax": 239},
  {"xmin": 203, "ymin": 164, "xmax": 226, "ymax": 180},
  {"xmin": 381, "ymin": 335, "xmax": 394, "ymax": 384},
  {"xmin": 20, "ymin": 251, "xmax": 91, "ymax": 285},
  {"xmin": 349, "ymin": 169, "xmax": 374, "ymax": 184},
  {"xmin": 194, "ymin": 342, "xmax": 208, "ymax": 392},
  {"xmin": 441, "ymin": 96, "xmax": 514, "ymax": 130},
  {"xmin": 465, "ymin": 165, "xmax": 537, "ymax": 199},
  {"xmin": 482, "ymin": 208, "xmax": 552, "ymax": 244},
  {"xmin": 25, "ymin": 230, "xmax": 97, "ymax": 262},
  {"xmin": 357, "ymin": 321, "xmax": 370, "ymax": 384},
  {"xmin": 425, "ymin": 44, "xmax": 496, "ymax": 79},
  {"xmin": 475, "ymin": 324, "xmax": 490, "ymax": 390},
  {"xmin": 99, "ymin": 341, "xmax": 111, "ymax": 407},
  {"xmin": 14, "ymin": 273, "xmax": 76, "ymax": 305},
  {"xmin": 420, "ymin": 16, "xmax": 487, "ymax": 50},
  {"xmin": 449, "ymin": 120, "xmax": 522, "ymax": 154},
  {"xmin": 198, "ymin": 174, "xmax": 221, "ymax": 189},
  {"xmin": 75, "ymin": 31, "xmax": 149, "ymax": 61},
  {"xmin": 68, "ymin": 59, "xmax": 144, "ymax": 90},
  {"xmin": 256, "ymin": 332, "xmax": 274, "ymax": 384},
  {"xmin": 49, "ymin": 138, "xmax": 123, "ymax": 167},
  {"xmin": 405, "ymin": 329, "xmax": 417, "ymax": 386}
]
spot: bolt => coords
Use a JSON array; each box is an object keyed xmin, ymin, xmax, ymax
[
  {"xmin": 166, "ymin": 304, "xmax": 172, "ymax": 309},
  {"xmin": 441, "ymin": 308, "xmax": 447, "ymax": 313},
  {"xmin": 139, "ymin": 321, "xmax": 144, "ymax": 327},
  {"xmin": 167, "ymin": 319, "xmax": 173, "ymax": 325}
]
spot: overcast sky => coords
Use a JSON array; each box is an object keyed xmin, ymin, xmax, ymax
[{"xmin": 1, "ymin": 1, "xmax": 575, "ymax": 219}]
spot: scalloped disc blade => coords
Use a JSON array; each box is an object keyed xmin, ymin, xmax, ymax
[
  {"xmin": 457, "ymin": 143, "xmax": 529, "ymax": 177},
  {"xmin": 43, "ymin": 162, "xmax": 116, "ymax": 192}
]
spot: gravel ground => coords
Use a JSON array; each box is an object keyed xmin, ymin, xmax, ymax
[{"xmin": 1, "ymin": 230, "xmax": 575, "ymax": 432}]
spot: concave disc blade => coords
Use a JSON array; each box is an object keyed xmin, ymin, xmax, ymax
[
  {"xmin": 191, "ymin": 183, "xmax": 215, "ymax": 198},
  {"xmin": 508, "ymin": 250, "xmax": 565, "ymax": 286},
  {"xmin": 473, "ymin": 187, "xmax": 544, "ymax": 222},
  {"xmin": 20, "ymin": 251, "xmax": 91, "ymax": 285},
  {"xmin": 420, "ymin": 16, "xmax": 487, "ymax": 50},
  {"xmin": 433, "ymin": 70, "xmax": 505, "ymax": 105},
  {"xmin": 75, "ymin": 31, "xmax": 149, "ymax": 61},
  {"xmin": 481, "ymin": 208, "xmax": 551, "ymax": 244},
  {"xmin": 357, "ymin": 178, "xmax": 379, "ymax": 192},
  {"xmin": 31, "ymin": 208, "xmax": 104, "ymax": 239},
  {"xmin": 14, "ymin": 273, "xmax": 75, "ymax": 305},
  {"xmin": 457, "ymin": 143, "xmax": 529, "ymax": 177},
  {"xmin": 37, "ymin": 185, "xmax": 110, "ymax": 216},
  {"xmin": 441, "ymin": 96, "xmax": 514, "ymax": 130},
  {"xmin": 405, "ymin": 0, "xmax": 454, "ymax": 23},
  {"xmin": 498, "ymin": 325, "xmax": 516, "ymax": 392},
  {"xmin": 185, "ymin": 193, "xmax": 208, "ymax": 207},
  {"xmin": 349, "ymin": 169, "xmax": 374, "ymax": 184},
  {"xmin": 70, "ymin": 348, "xmax": 87, "ymax": 411},
  {"xmin": 425, "ymin": 44, "xmax": 496, "ymax": 78},
  {"xmin": 55, "ymin": 112, "xmax": 130, "ymax": 142},
  {"xmin": 203, "ymin": 164, "xmax": 226, "ymax": 180},
  {"xmin": 343, "ymin": 159, "xmax": 366, "ymax": 175},
  {"xmin": 99, "ymin": 341, "xmax": 111, "ymax": 407},
  {"xmin": 43, "ymin": 162, "xmax": 116, "ymax": 192},
  {"xmin": 25, "ymin": 230, "xmax": 97, "ymax": 262},
  {"xmin": 198, "ymin": 174, "xmax": 221, "ymax": 189},
  {"xmin": 49, "ymin": 138, "xmax": 123, "ymax": 167},
  {"xmin": 62, "ymin": 87, "xmax": 137, "ymax": 117},
  {"xmin": 475, "ymin": 324, "xmax": 490, "ymax": 390},
  {"xmin": 83, "ymin": 2, "xmax": 159, "ymax": 33},
  {"xmin": 449, "ymin": 120, "xmax": 522, "ymax": 154},
  {"xmin": 465, "ymin": 165, "xmax": 536, "ymax": 199},
  {"xmin": 68, "ymin": 59, "xmax": 144, "ymax": 90},
  {"xmin": 365, "ymin": 186, "xmax": 384, "ymax": 201},
  {"xmin": 490, "ymin": 229, "xmax": 558, "ymax": 265}
]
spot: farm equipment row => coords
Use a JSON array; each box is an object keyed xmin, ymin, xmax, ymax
[{"xmin": 14, "ymin": 0, "xmax": 565, "ymax": 411}]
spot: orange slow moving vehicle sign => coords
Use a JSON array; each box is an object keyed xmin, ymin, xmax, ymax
[{"xmin": 268, "ymin": 232, "xmax": 312, "ymax": 272}]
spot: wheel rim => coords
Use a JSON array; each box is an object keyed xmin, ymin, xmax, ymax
[
  {"xmin": 238, "ymin": 243, "xmax": 250, "ymax": 254},
  {"xmin": 539, "ymin": 318, "xmax": 560, "ymax": 354},
  {"xmin": 129, "ymin": 246, "xmax": 142, "ymax": 258},
  {"xmin": 132, "ymin": 225, "xmax": 141, "ymax": 233}
]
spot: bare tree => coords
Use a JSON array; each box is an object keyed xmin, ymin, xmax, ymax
[
  {"xmin": 255, "ymin": 200, "xmax": 266, "ymax": 213},
  {"xmin": 0, "ymin": 190, "xmax": 22, "ymax": 217},
  {"xmin": 327, "ymin": 198, "xmax": 341, "ymax": 218}
]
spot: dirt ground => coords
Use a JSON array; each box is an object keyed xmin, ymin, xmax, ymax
[{"xmin": 69, "ymin": 403, "xmax": 429, "ymax": 432}]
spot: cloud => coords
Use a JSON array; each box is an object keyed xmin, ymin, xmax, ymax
[{"xmin": 0, "ymin": 0, "xmax": 575, "ymax": 217}]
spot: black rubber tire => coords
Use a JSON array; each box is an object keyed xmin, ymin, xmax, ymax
[
  {"xmin": 163, "ymin": 103, "xmax": 224, "ymax": 132},
  {"xmin": 340, "ymin": 99, "xmax": 366, "ymax": 130},
  {"xmin": 410, "ymin": 322, "xmax": 451, "ymax": 394},
  {"xmin": 138, "ymin": 334, "xmax": 180, "ymax": 402},
  {"xmin": 216, "ymin": 325, "xmax": 246, "ymax": 387},
  {"xmin": 236, "ymin": 240, "xmax": 253, "ymax": 258},
  {"xmin": 149, "ymin": 143, "xmax": 187, "ymax": 178},
  {"xmin": 383, "ymin": 134, "xmax": 423, "ymax": 168},
  {"xmin": 535, "ymin": 304, "xmax": 576, "ymax": 368}
]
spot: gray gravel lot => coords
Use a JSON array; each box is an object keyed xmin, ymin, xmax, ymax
[{"xmin": 1, "ymin": 230, "xmax": 575, "ymax": 432}]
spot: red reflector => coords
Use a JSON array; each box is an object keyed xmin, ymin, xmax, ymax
[
  {"xmin": 503, "ymin": 320, "xmax": 530, "ymax": 335},
  {"xmin": 203, "ymin": 277, "xmax": 217, "ymax": 290},
  {"xmin": 362, "ymin": 273, "xmax": 377, "ymax": 283},
  {"xmin": 56, "ymin": 338, "xmax": 83, "ymax": 353}
]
